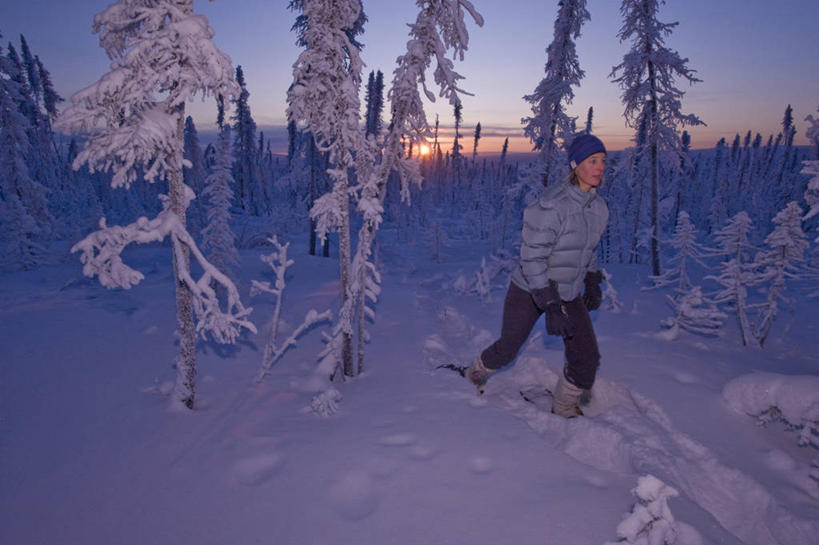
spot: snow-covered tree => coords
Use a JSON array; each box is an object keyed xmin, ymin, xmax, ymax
[
  {"xmin": 289, "ymin": 0, "xmax": 483, "ymax": 380},
  {"xmin": 706, "ymin": 211, "xmax": 756, "ymax": 345},
  {"xmin": 751, "ymin": 201, "xmax": 809, "ymax": 347},
  {"xmin": 610, "ymin": 0, "xmax": 705, "ymax": 276},
  {"xmin": 604, "ymin": 475, "xmax": 702, "ymax": 545},
  {"xmin": 471, "ymin": 121, "xmax": 481, "ymax": 161},
  {"xmin": 806, "ymin": 107, "xmax": 819, "ymax": 160},
  {"xmin": 348, "ymin": 0, "xmax": 483, "ymax": 375},
  {"xmin": 232, "ymin": 65, "xmax": 264, "ymax": 215},
  {"xmin": 180, "ymin": 117, "xmax": 208, "ymax": 234},
  {"xmin": 522, "ymin": 0, "xmax": 589, "ymax": 187},
  {"xmin": 0, "ymin": 38, "xmax": 51, "ymax": 269},
  {"xmin": 201, "ymin": 123, "xmax": 239, "ymax": 278},
  {"xmin": 658, "ymin": 285, "xmax": 726, "ymax": 341},
  {"xmin": 58, "ymin": 0, "xmax": 253, "ymax": 410},
  {"xmin": 645, "ymin": 211, "xmax": 711, "ymax": 292},
  {"xmin": 364, "ymin": 69, "xmax": 385, "ymax": 138},
  {"xmin": 287, "ymin": 0, "xmax": 368, "ymax": 379},
  {"xmin": 802, "ymin": 161, "xmax": 819, "ymax": 239},
  {"xmin": 426, "ymin": 219, "xmax": 449, "ymax": 263}
]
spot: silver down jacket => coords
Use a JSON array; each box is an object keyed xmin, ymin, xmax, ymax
[{"xmin": 510, "ymin": 181, "xmax": 609, "ymax": 301}]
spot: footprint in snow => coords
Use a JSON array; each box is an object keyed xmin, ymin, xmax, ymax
[
  {"xmin": 410, "ymin": 444, "xmax": 439, "ymax": 461},
  {"xmin": 327, "ymin": 470, "xmax": 378, "ymax": 521},
  {"xmin": 231, "ymin": 453, "xmax": 284, "ymax": 486},
  {"xmin": 379, "ymin": 433, "xmax": 417, "ymax": 447},
  {"xmin": 673, "ymin": 371, "xmax": 699, "ymax": 384},
  {"xmin": 467, "ymin": 456, "xmax": 495, "ymax": 474}
]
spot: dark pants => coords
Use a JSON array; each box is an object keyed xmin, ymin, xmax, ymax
[{"xmin": 480, "ymin": 282, "xmax": 601, "ymax": 390}]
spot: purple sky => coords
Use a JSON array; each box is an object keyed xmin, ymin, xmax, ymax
[{"xmin": 3, "ymin": 0, "xmax": 818, "ymax": 152}]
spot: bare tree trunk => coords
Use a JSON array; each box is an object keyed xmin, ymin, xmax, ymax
[
  {"xmin": 169, "ymin": 105, "xmax": 197, "ymax": 409},
  {"xmin": 648, "ymin": 60, "xmax": 662, "ymax": 277},
  {"xmin": 337, "ymin": 163, "xmax": 354, "ymax": 377},
  {"xmin": 650, "ymin": 139, "xmax": 661, "ymax": 276},
  {"xmin": 308, "ymin": 139, "xmax": 318, "ymax": 256}
]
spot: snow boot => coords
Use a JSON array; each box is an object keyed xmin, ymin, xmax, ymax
[
  {"xmin": 552, "ymin": 374, "xmax": 584, "ymax": 418},
  {"xmin": 465, "ymin": 356, "xmax": 493, "ymax": 394}
]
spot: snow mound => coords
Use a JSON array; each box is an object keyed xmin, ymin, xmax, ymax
[{"xmin": 723, "ymin": 372, "xmax": 819, "ymax": 425}]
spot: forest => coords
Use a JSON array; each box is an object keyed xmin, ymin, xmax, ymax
[
  {"xmin": 2, "ymin": 1, "xmax": 817, "ymax": 400},
  {"xmin": 3, "ymin": 2, "xmax": 819, "ymax": 544}
]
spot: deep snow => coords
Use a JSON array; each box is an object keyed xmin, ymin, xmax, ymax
[{"xmin": 2, "ymin": 234, "xmax": 818, "ymax": 545}]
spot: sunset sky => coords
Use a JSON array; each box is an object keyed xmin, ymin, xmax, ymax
[{"xmin": 3, "ymin": 0, "xmax": 818, "ymax": 153}]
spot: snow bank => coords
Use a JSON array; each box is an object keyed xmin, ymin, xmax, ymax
[{"xmin": 723, "ymin": 372, "xmax": 819, "ymax": 426}]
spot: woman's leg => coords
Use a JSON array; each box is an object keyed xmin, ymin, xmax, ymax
[
  {"xmin": 480, "ymin": 283, "xmax": 542, "ymax": 370},
  {"xmin": 561, "ymin": 297, "xmax": 601, "ymax": 390}
]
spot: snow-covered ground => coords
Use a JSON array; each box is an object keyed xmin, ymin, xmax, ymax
[{"xmin": 2, "ymin": 234, "xmax": 818, "ymax": 545}]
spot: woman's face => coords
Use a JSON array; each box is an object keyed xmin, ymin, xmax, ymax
[{"xmin": 575, "ymin": 152, "xmax": 606, "ymax": 192}]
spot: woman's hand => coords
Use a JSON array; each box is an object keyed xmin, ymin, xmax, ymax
[
  {"xmin": 533, "ymin": 280, "xmax": 574, "ymax": 338},
  {"xmin": 583, "ymin": 270, "xmax": 603, "ymax": 311}
]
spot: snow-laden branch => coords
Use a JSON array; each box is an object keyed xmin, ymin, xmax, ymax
[
  {"xmin": 72, "ymin": 187, "xmax": 256, "ymax": 344},
  {"xmin": 251, "ymin": 236, "xmax": 332, "ymax": 382},
  {"xmin": 57, "ymin": 1, "xmax": 238, "ymax": 188}
]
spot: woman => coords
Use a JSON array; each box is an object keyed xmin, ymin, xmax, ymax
[{"xmin": 465, "ymin": 133, "xmax": 609, "ymax": 418}]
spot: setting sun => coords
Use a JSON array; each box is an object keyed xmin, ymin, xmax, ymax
[{"xmin": 419, "ymin": 144, "xmax": 431, "ymax": 156}]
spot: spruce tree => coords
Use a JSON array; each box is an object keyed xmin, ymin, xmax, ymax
[
  {"xmin": 201, "ymin": 122, "xmax": 239, "ymax": 279},
  {"xmin": 288, "ymin": 0, "xmax": 368, "ymax": 378},
  {"xmin": 522, "ymin": 0, "xmax": 589, "ymax": 187},
  {"xmin": 0, "ymin": 38, "xmax": 54, "ymax": 267},
  {"xmin": 472, "ymin": 122, "xmax": 481, "ymax": 161},
  {"xmin": 0, "ymin": 53, "xmax": 47, "ymax": 269},
  {"xmin": 183, "ymin": 116, "xmax": 207, "ymax": 236},
  {"xmin": 645, "ymin": 211, "xmax": 710, "ymax": 292},
  {"xmin": 752, "ymin": 202, "xmax": 809, "ymax": 347},
  {"xmin": 232, "ymin": 65, "xmax": 261, "ymax": 214},
  {"xmin": 707, "ymin": 212, "xmax": 756, "ymax": 345},
  {"xmin": 610, "ymin": 0, "xmax": 704, "ymax": 276},
  {"xmin": 805, "ymin": 107, "xmax": 819, "ymax": 160},
  {"xmin": 58, "ymin": 0, "xmax": 254, "ymax": 410}
]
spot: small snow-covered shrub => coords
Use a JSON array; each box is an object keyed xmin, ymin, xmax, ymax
[
  {"xmin": 453, "ymin": 250, "xmax": 516, "ymax": 302},
  {"xmin": 657, "ymin": 286, "xmax": 725, "ymax": 341},
  {"xmin": 605, "ymin": 474, "xmax": 703, "ymax": 545},
  {"xmin": 311, "ymin": 388, "xmax": 343, "ymax": 417}
]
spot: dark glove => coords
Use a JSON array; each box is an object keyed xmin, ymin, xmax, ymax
[
  {"xmin": 583, "ymin": 270, "xmax": 603, "ymax": 311},
  {"xmin": 532, "ymin": 280, "xmax": 573, "ymax": 338}
]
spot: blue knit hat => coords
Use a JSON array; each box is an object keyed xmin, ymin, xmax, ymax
[{"xmin": 567, "ymin": 134, "xmax": 606, "ymax": 169}]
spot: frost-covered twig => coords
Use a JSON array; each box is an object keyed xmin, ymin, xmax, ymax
[
  {"xmin": 72, "ymin": 188, "xmax": 256, "ymax": 344},
  {"xmin": 251, "ymin": 236, "xmax": 332, "ymax": 382}
]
